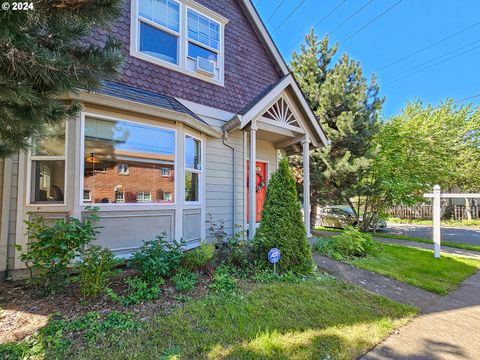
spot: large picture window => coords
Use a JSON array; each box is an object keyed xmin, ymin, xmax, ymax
[
  {"xmin": 185, "ymin": 135, "xmax": 202, "ymax": 202},
  {"xmin": 29, "ymin": 122, "xmax": 66, "ymax": 204},
  {"xmin": 83, "ymin": 117, "xmax": 175, "ymax": 205}
]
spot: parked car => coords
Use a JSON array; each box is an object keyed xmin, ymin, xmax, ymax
[{"xmin": 317, "ymin": 205, "xmax": 387, "ymax": 230}]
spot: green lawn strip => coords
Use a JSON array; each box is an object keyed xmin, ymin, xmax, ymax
[
  {"xmin": 314, "ymin": 226, "xmax": 480, "ymax": 253},
  {"xmin": 349, "ymin": 244, "xmax": 480, "ymax": 295},
  {"xmin": 388, "ymin": 217, "xmax": 480, "ymax": 228},
  {"xmin": 8, "ymin": 275, "xmax": 416, "ymax": 360}
]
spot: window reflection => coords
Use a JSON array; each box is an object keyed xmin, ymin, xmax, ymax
[{"xmin": 83, "ymin": 118, "xmax": 175, "ymax": 204}]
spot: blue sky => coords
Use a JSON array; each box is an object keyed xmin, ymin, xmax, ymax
[{"xmin": 254, "ymin": 0, "xmax": 480, "ymax": 117}]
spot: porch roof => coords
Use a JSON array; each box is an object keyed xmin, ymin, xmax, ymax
[{"xmin": 222, "ymin": 73, "xmax": 328, "ymax": 149}]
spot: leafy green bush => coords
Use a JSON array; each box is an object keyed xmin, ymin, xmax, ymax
[
  {"xmin": 106, "ymin": 277, "xmax": 162, "ymax": 305},
  {"xmin": 78, "ymin": 245, "xmax": 118, "ymax": 299},
  {"xmin": 253, "ymin": 159, "xmax": 314, "ymax": 274},
  {"xmin": 171, "ymin": 269, "xmax": 198, "ymax": 292},
  {"xmin": 17, "ymin": 209, "xmax": 99, "ymax": 294},
  {"xmin": 212, "ymin": 224, "xmax": 254, "ymax": 271},
  {"xmin": 129, "ymin": 233, "xmax": 184, "ymax": 284},
  {"xmin": 314, "ymin": 226, "xmax": 379, "ymax": 260},
  {"xmin": 182, "ymin": 243, "xmax": 215, "ymax": 270},
  {"xmin": 208, "ymin": 266, "xmax": 237, "ymax": 294}
]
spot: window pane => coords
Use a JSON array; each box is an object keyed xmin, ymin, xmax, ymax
[
  {"xmin": 31, "ymin": 160, "xmax": 65, "ymax": 203},
  {"xmin": 187, "ymin": 9, "xmax": 220, "ymax": 50},
  {"xmin": 188, "ymin": 42, "xmax": 217, "ymax": 66},
  {"xmin": 185, "ymin": 135, "xmax": 201, "ymax": 170},
  {"xmin": 140, "ymin": 21, "xmax": 178, "ymax": 64},
  {"xmin": 31, "ymin": 122, "xmax": 65, "ymax": 156},
  {"xmin": 185, "ymin": 172, "xmax": 199, "ymax": 202},
  {"xmin": 84, "ymin": 118, "xmax": 175, "ymax": 204},
  {"xmin": 139, "ymin": 0, "xmax": 179, "ymax": 32}
]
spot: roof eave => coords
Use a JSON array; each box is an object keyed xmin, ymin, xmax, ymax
[{"xmin": 67, "ymin": 90, "xmax": 223, "ymax": 139}]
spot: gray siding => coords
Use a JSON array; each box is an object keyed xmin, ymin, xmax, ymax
[{"xmin": 206, "ymin": 129, "xmax": 244, "ymax": 235}]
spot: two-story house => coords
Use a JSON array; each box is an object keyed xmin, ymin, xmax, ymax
[{"xmin": 0, "ymin": 0, "xmax": 327, "ymax": 279}]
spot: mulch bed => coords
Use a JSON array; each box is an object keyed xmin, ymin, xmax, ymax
[{"xmin": 0, "ymin": 266, "xmax": 214, "ymax": 344}]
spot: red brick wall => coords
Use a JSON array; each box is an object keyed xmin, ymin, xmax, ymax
[
  {"xmin": 89, "ymin": 0, "xmax": 283, "ymax": 113},
  {"xmin": 84, "ymin": 163, "xmax": 175, "ymax": 203}
]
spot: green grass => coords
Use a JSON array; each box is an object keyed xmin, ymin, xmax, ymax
[
  {"xmin": 314, "ymin": 226, "xmax": 480, "ymax": 253},
  {"xmin": 388, "ymin": 217, "xmax": 480, "ymax": 227},
  {"xmin": 349, "ymin": 244, "xmax": 480, "ymax": 295},
  {"xmin": 3, "ymin": 275, "xmax": 417, "ymax": 360}
]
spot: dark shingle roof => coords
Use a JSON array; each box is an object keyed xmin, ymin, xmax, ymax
[
  {"xmin": 95, "ymin": 81, "xmax": 208, "ymax": 125},
  {"xmin": 238, "ymin": 74, "xmax": 290, "ymax": 115}
]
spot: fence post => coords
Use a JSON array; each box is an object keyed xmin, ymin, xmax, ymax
[{"xmin": 433, "ymin": 185, "xmax": 441, "ymax": 258}]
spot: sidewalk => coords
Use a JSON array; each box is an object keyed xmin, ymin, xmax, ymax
[{"xmin": 313, "ymin": 250, "xmax": 480, "ymax": 359}]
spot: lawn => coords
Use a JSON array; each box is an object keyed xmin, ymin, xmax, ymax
[
  {"xmin": 2, "ymin": 275, "xmax": 416, "ymax": 360},
  {"xmin": 349, "ymin": 244, "xmax": 480, "ymax": 295},
  {"xmin": 314, "ymin": 226, "xmax": 480, "ymax": 252},
  {"xmin": 387, "ymin": 217, "xmax": 480, "ymax": 228}
]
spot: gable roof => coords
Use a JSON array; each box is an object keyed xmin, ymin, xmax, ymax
[{"xmin": 223, "ymin": 74, "xmax": 328, "ymax": 147}]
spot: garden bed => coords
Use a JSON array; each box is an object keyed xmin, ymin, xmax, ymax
[
  {"xmin": 0, "ymin": 274, "xmax": 416, "ymax": 359},
  {"xmin": 0, "ymin": 267, "xmax": 212, "ymax": 344}
]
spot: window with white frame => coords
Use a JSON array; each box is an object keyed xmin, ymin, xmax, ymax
[
  {"xmin": 83, "ymin": 117, "xmax": 175, "ymax": 204},
  {"xmin": 161, "ymin": 166, "xmax": 171, "ymax": 176},
  {"xmin": 185, "ymin": 135, "xmax": 201, "ymax": 202},
  {"xmin": 137, "ymin": 191, "xmax": 152, "ymax": 203},
  {"xmin": 132, "ymin": 0, "xmax": 224, "ymax": 83},
  {"xmin": 29, "ymin": 122, "xmax": 66, "ymax": 204}
]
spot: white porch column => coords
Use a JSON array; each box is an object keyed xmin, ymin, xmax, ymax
[
  {"xmin": 302, "ymin": 138, "xmax": 311, "ymax": 237},
  {"xmin": 433, "ymin": 185, "xmax": 441, "ymax": 258},
  {"xmin": 248, "ymin": 126, "xmax": 257, "ymax": 239}
]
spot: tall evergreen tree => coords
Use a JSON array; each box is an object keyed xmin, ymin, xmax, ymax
[
  {"xmin": 290, "ymin": 29, "xmax": 384, "ymax": 227},
  {"xmin": 0, "ymin": 0, "xmax": 124, "ymax": 158}
]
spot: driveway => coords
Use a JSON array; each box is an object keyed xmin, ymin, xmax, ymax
[{"xmin": 383, "ymin": 223, "xmax": 480, "ymax": 246}]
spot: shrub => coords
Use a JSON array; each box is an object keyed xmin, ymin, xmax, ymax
[
  {"xmin": 208, "ymin": 266, "xmax": 237, "ymax": 294},
  {"xmin": 129, "ymin": 233, "xmax": 184, "ymax": 284},
  {"xmin": 106, "ymin": 277, "xmax": 162, "ymax": 305},
  {"xmin": 171, "ymin": 270, "xmax": 198, "ymax": 292},
  {"xmin": 78, "ymin": 246, "xmax": 118, "ymax": 299},
  {"xmin": 17, "ymin": 209, "xmax": 99, "ymax": 294},
  {"xmin": 252, "ymin": 159, "xmax": 314, "ymax": 274},
  {"xmin": 214, "ymin": 225, "xmax": 253, "ymax": 269},
  {"xmin": 253, "ymin": 269, "xmax": 304, "ymax": 283},
  {"xmin": 314, "ymin": 226, "xmax": 379, "ymax": 260},
  {"xmin": 182, "ymin": 243, "xmax": 215, "ymax": 271}
]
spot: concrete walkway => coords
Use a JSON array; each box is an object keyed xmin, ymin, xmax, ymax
[{"xmin": 312, "ymin": 242, "xmax": 480, "ymax": 359}]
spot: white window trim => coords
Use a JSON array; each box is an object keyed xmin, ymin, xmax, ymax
[
  {"xmin": 130, "ymin": 0, "xmax": 227, "ymax": 86},
  {"xmin": 80, "ymin": 111, "xmax": 178, "ymax": 208},
  {"xmin": 26, "ymin": 121, "xmax": 68, "ymax": 207},
  {"xmin": 184, "ymin": 132, "xmax": 203, "ymax": 205},
  {"xmin": 118, "ymin": 163, "xmax": 130, "ymax": 175}
]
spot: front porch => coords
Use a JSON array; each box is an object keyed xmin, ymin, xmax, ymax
[{"xmin": 224, "ymin": 74, "xmax": 328, "ymax": 239}]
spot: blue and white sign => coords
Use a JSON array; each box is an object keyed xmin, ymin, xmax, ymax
[{"xmin": 268, "ymin": 248, "xmax": 281, "ymax": 264}]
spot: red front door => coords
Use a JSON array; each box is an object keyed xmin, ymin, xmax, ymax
[{"xmin": 246, "ymin": 161, "xmax": 267, "ymax": 223}]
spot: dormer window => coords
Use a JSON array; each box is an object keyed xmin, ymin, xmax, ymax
[{"xmin": 131, "ymin": 0, "xmax": 227, "ymax": 85}]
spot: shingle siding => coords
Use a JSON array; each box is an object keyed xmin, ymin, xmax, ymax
[{"xmin": 88, "ymin": 0, "xmax": 282, "ymax": 114}]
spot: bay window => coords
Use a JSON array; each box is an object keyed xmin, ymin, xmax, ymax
[
  {"xmin": 29, "ymin": 122, "xmax": 66, "ymax": 204},
  {"xmin": 185, "ymin": 135, "xmax": 202, "ymax": 202},
  {"xmin": 132, "ymin": 0, "xmax": 225, "ymax": 83},
  {"xmin": 83, "ymin": 117, "xmax": 175, "ymax": 205}
]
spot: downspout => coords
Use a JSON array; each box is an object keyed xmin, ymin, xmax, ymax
[{"xmin": 223, "ymin": 131, "xmax": 236, "ymax": 233}]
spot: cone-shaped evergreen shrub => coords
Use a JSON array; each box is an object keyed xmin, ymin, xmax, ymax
[{"xmin": 252, "ymin": 158, "xmax": 314, "ymax": 274}]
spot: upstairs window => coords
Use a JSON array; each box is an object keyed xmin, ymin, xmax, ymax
[{"xmin": 132, "ymin": 0, "xmax": 226, "ymax": 84}]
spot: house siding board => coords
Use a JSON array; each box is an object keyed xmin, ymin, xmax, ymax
[
  {"xmin": 206, "ymin": 129, "xmax": 244, "ymax": 235},
  {"xmin": 88, "ymin": 0, "xmax": 282, "ymax": 114},
  {"xmin": 7, "ymin": 156, "xmax": 18, "ymax": 270}
]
